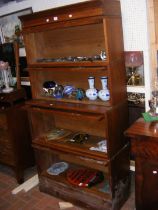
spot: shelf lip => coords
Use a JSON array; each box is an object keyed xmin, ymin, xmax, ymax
[
  {"xmin": 28, "ymin": 61, "xmax": 109, "ymax": 68},
  {"xmin": 26, "ymin": 99, "xmax": 111, "ymax": 113},
  {"xmin": 127, "ymin": 85, "xmax": 145, "ymax": 93},
  {"xmin": 33, "ymin": 141, "xmax": 108, "ymax": 162}
]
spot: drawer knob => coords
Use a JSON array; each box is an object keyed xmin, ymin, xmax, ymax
[
  {"xmin": 153, "ymin": 170, "xmax": 157, "ymax": 174},
  {"xmin": 46, "ymin": 18, "xmax": 50, "ymax": 22},
  {"xmin": 69, "ymin": 14, "xmax": 72, "ymax": 18},
  {"xmin": 0, "ymin": 96, "xmax": 4, "ymax": 100},
  {"xmin": 53, "ymin": 16, "xmax": 58, "ymax": 21}
]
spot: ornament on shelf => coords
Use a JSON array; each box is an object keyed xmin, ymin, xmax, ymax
[
  {"xmin": 76, "ymin": 88, "xmax": 85, "ymax": 100},
  {"xmin": 100, "ymin": 50, "xmax": 107, "ymax": 60},
  {"xmin": 98, "ymin": 76, "xmax": 110, "ymax": 101},
  {"xmin": 0, "ymin": 61, "xmax": 13, "ymax": 93},
  {"xmin": 53, "ymin": 84, "xmax": 64, "ymax": 99},
  {"xmin": 86, "ymin": 76, "xmax": 98, "ymax": 100},
  {"xmin": 63, "ymin": 85, "xmax": 75, "ymax": 96},
  {"xmin": 43, "ymin": 80, "xmax": 56, "ymax": 96}
]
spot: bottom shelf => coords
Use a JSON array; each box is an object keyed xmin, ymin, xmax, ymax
[
  {"xmin": 40, "ymin": 168, "xmax": 112, "ymax": 210},
  {"xmin": 35, "ymin": 143, "xmax": 130, "ymax": 210}
]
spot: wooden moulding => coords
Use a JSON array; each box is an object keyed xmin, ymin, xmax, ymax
[{"xmin": 20, "ymin": 0, "xmax": 121, "ymax": 29}]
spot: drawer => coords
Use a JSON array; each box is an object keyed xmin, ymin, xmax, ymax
[
  {"xmin": 0, "ymin": 130, "xmax": 11, "ymax": 144},
  {"xmin": 0, "ymin": 94, "xmax": 10, "ymax": 102},
  {"xmin": 136, "ymin": 158, "xmax": 158, "ymax": 210},
  {"xmin": 0, "ymin": 113, "xmax": 8, "ymax": 130},
  {"xmin": 131, "ymin": 139, "xmax": 158, "ymax": 159},
  {"xmin": 0, "ymin": 89, "xmax": 26, "ymax": 105},
  {"xmin": 0, "ymin": 143, "xmax": 15, "ymax": 165},
  {"xmin": 0, "ymin": 150, "xmax": 15, "ymax": 165}
]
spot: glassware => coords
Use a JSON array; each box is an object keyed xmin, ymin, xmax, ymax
[{"xmin": 0, "ymin": 61, "xmax": 13, "ymax": 93}]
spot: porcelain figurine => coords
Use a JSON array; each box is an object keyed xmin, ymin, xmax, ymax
[
  {"xmin": 98, "ymin": 76, "xmax": 110, "ymax": 101},
  {"xmin": 86, "ymin": 77, "xmax": 98, "ymax": 100}
]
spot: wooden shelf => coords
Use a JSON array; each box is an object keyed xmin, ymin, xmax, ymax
[
  {"xmin": 32, "ymin": 133, "xmax": 108, "ymax": 161},
  {"xmin": 26, "ymin": 99, "xmax": 110, "ymax": 113},
  {"xmin": 41, "ymin": 169, "xmax": 111, "ymax": 201},
  {"xmin": 33, "ymin": 96, "xmax": 111, "ymax": 107},
  {"xmin": 28, "ymin": 60, "xmax": 109, "ymax": 68}
]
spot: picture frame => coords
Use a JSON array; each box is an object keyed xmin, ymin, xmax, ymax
[
  {"xmin": 0, "ymin": 7, "xmax": 32, "ymax": 45},
  {"xmin": 0, "ymin": 26, "xmax": 4, "ymax": 44}
]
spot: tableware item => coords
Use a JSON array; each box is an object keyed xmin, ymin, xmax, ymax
[{"xmin": 47, "ymin": 162, "xmax": 69, "ymax": 175}]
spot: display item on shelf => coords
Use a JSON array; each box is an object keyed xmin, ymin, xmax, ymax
[
  {"xmin": 47, "ymin": 162, "xmax": 69, "ymax": 175},
  {"xmin": 86, "ymin": 77, "xmax": 98, "ymax": 100},
  {"xmin": 89, "ymin": 140, "xmax": 107, "ymax": 153},
  {"xmin": 67, "ymin": 168, "xmax": 104, "ymax": 187},
  {"xmin": 46, "ymin": 128, "xmax": 71, "ymax": 140}
]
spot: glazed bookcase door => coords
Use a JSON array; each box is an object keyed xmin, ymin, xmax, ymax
[{"xmin": 23, "ymin": 20, "xmax": 108, "ymax": 66}]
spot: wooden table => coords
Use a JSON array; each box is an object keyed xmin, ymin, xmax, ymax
[{"xmin": 125, "ymin": 118, "xmax": 158, "ymax": 210}]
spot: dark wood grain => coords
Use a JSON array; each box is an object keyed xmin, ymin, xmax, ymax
[
  {"xmin": 0, "ymin": 89, "xmax": 34, "ymax": 184},
  {"xmin": 21, "ymin": 0, "xmax": 130, "ymax": 209},
  {"xmin": 125, "ymin": 118, "xmax": 158, "ymax": 210}
]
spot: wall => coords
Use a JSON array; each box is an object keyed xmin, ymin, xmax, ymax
[
  {"xmin": 120, "ymin": 0, "xmax": 151, "ymax": 110},
  {"xmin": 0, "ymin": 0, "xmax": 151, "ymax": 110}
]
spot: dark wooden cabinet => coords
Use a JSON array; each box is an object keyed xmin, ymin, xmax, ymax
[
  {"xmin": 0, "ymin": 89, "xmax": 34, "ymax": 183},
  {"xmin": 20, "ymin": 1, "xmax": 130, "ymax": 209},
  {"xmin": 125, "ymin": 118, "xmax": 158, "ymax": 210}
]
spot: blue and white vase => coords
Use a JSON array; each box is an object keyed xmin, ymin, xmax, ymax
[
  {"xmin": 98, "ymin": 76, "xmax": 110, "ymax": 101},
  {"xmin": 86, "ymin": 77, "xmax": 98, "ymax": 100}
]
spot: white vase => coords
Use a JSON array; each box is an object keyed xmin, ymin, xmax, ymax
[
  {"xmin": 86, "ymin": 77, "xmax": 98, "ymax": 100},
  {"xmin": 2, "ymin": 69, "xmax": 13, "ymax": 93},
  {"xmin": 98, "ymin": 76, "xmax": 110, "ymax": 101}
]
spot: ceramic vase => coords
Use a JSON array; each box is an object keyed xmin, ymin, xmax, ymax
[
  {"xmin": 98, "ymin": 76, "xmax": 110, "ymax": 101},
  {"xmin": 86, "ymin": 77, "xmax": 98, "ymax": 100}
]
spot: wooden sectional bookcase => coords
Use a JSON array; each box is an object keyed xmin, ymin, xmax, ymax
[{"xmin": 20, "ymin": 1, "xmax": 130, "ymax": 209}]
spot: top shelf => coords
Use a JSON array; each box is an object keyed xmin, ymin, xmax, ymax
[{"xmin": 28, "ymin": 60, "xmax": 108, "ymax": 68}]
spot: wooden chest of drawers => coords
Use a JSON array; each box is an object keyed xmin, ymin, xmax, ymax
[
  {"xmin": 0, "ymin": 89, "xmax": 34, "ymax": 183},
  {"xmin": 125, "ymin": 118, "xmax": 158, "ymax": 210}
]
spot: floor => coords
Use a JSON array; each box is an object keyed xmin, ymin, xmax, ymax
[{"xmin": 0, "ymin": 164, "xmax": 135, "ymax": 210}]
